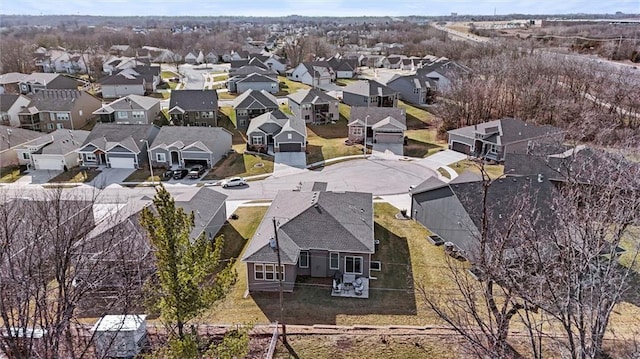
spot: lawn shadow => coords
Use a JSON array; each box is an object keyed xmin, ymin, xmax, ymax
[
  {"xmin": 307, "ymin": 119, "xmax": 349, "ymax": 139},
  {"xmin": 305, "ymin": 144, "xmax": 325, "ymax": 166},
  {"xmin": 217, "ymin": 110, "xmax": 246, "ymax": 145},
  {"xmin": 250, "ymin": 222, "xmax": 417, "ymax": 325},
  {"xmin": 404, "ymin": 138, "xmax": 442, "ymax": 158}
]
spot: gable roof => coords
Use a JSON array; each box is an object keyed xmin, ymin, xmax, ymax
[
  {"xmin": 342, "ymin": 80, "xmax": 398, "ymax": 97},
  {"xmin": 18, "ymin": 90, "xmax": 90, "ymax": 113},
  {"xmin": 236, "ymin": 73, "xmax": 279, "ymax": 84},
  {"xmin": 233, "ymin": 89, "xmax": 278, "ymax": 110},
  {"xmin": 387, "ymin": 72, "xmax": 438, "ymax": 90},
  {"xmin": 242, "ymin": 190, "xmax": 374, "ymax": 264},
  {"xmin": 0, "ymin": 94, "xmax": 21, "ymax": 112},
  {"xmin": 287, "ymin": 88, "xmax": 336, "ymax": 105},
  {"xmin": 246, "ymin": 110, "xmax": 291, "ymax": 135},
  {"xmin": 447, "ymin": 118, "xmax": 565, "ymax": 145},
  {"xmin": 169, "ymin": 90, "xmax": 218, "ymax": 112},
  {"xmin": 348, "ymin": 106, "xmax": 406, "ymax": 128},
  {"xmin": 93, "ymin": 94, "xmax": 160, "ymax": 115},
  {"xmin": 149, "ymin": 126, "xmax": 232, "ymax": 153},
  {"xmin": 230, "ymin": 65, "xmax": 277, "ymax": 77},
  {"xmin": 23, "ymin": 129, "xmax": 91, "ymax": 155},
  {"xmin": 81, "ymin": 123, "xmax": 157, "ymax": 153},
  {"xmin": 0, "ymin": 125, "xmax": 43, "ymax": 151},
  {"xmin": 0, "ymin": 72, "xmax": 28, "ymax": 85}
]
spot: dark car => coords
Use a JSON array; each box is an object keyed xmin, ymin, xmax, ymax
[
  {"xmin": 172, "ymin": 169, "xmax": 189, "ymax": 180},
  {"xmin": 161, "ymin": 170, "xmax": 173, "ymax": 181},
  {"xmin": 188, "ymin": 165, "xmax": 206, "ymax": 179}
]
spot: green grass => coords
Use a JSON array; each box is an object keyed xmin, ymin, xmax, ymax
[
  {"xmin": 306, "ymin": 115, "xmax": 364, "ymax": 165},
  {"xmin": 122, "ymin": 168, "xmax": 160, "ymax": 183},
  {"xmin": 278, "ymin": 76, "xmax": 310, "ymax": 95},
  {"xmin": 0, "ymin": 166, "xmax": 23, "ymax": 183},
  {"xmin": 335, "ymin": 78, "xmax": 358, "ymax": 87},
  {"xmin": 161, "ymin": 70, "xmax": 179, "ymax": 79},
  {"xmin": 279, "ymin": 103, "xmax": 293, "ymax": 115},
  {"xmin": 203, "ymin": 152, "xmax": 273, "ymax": 180},
  {"xmin": 452, "ymin": 159, "xmax": 504, "ymax": 179},
  {"xmin": 218, "ymin": 206, "xmax": 268, "ymax": 264},
  {"xmin": 404, "ymin": 129, "xmax": 447, "ymax": 158},
  {"xmin": 218, "ymin": 91, "xmax": 238, "ymax": 100},
  {"xmin": 200, "ymin": 202, "xmax": 456, "ymax": 326},
  {"xmin": 49, "ymin": 168, "xmax": 101, "ymax": 183},
  {"xmin": 338, "ymin": 103, "xmax": 351, "ymax": 121},
  {"xmin": 398, "ymin": 101, "xmax": 436, "ymax": 130}
]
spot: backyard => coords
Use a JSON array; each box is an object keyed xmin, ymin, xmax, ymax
[{"xmin": 277, "ymin": 76, "xmax": 310, "ymax": 95}]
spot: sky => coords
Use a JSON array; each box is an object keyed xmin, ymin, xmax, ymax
[{"xmin": 1, "ymin": 0, "xmax": 638, "ymax": 17}]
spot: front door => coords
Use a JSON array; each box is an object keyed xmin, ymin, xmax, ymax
[
  {"xmin": 170, "ymin": 151, "xmax": 179, "ymax": 167},
  {"xmin": 310, "ymin": 250, "xmax": 327, "ymax": 277},
  {"xmin": 99, "ymin": 153, "xmax": 107, "ymax": 165}
]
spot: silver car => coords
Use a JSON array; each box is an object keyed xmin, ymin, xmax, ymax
[{"xmin": 221, "ymin": 177, "xmax": 247, "ymax": 188}]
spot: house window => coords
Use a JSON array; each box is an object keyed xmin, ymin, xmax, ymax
[
  {"xmin": 237, "ymin": 110, "xmax": 247, "ymax": 116},
  {"xmin": 156, "ymin": 153, "xmax": 166, "ymax": 162},
  {"xmin": 1, "ymin": 113, "xmax": 9, "ymax": 122},
  {"xmin": 329, "ymin": 113, "xmax": 334, "ymax": 118},
  {"xmin": 55, "ymin": 112, "xmax": 70, "ymax": 121},
  {"xmin": 116, "ymin": 111, "xmax": 128, "ymax": 119},
  {"xmin": 254, "ymin": 264, "xmax": 264, "ymax": 280},
  {"xmin": 265, "ymin": 264, "xmax": 275, "ymax": 280},
  {"xmin": 330, "ymin": 252, "xmax": 339, "ymax": 270},
  {"xmin": 22, "ymin": 152, "xmax": 30, "ymax": 160},
  {"xmin": 344, "ymin": 256, "xmax": 363, "ymax": 274},
  {"xmin": 85, "ymin": 153, "xmax": 97, "ymax": 162},
  {"xmin": 287, "ymin": 133, "xmax": 292, "ymax": 140},
  {"xmin": 352, "ymin": 127, "xmax": 363, "ymax": 136},
  {"xmin": 304, "ymin": 115, "xmax": 309, "ymax": 121},
  {"xmin": 252, "ymin": 136, "xmax": 263, "ymax": 145},
  {"xmin": 200, "ymin": 111, "xmax": 213, "ymax": 119},
  {"xmin": 132, "ymin": 111, "xmax": 145, "ymax": 119},
  {"xmin": 413, "ymin": 88, "xmax": 420, "ymax": 94},
  {"xmin": 46, "ymin": 123, "xmax": 54, "ymax": 130},
  {"xmin": 299, "ymin": 251, "xmax": 309, "ymax": 268}
]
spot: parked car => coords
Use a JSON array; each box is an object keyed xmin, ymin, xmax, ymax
[
  {"xmin": 161, "ymin": 170, "xmax": 173, "ymax": 181},
  {"xmin": 221, "ymin": 177, "xmax": 247, "ymax": 188},
  {"xmin": 188, "ymin": 165, "xmax": 206, "ymax": 179},
  {"xmin": 172, "ymin": 169, "xmax": 189, "ymax": 180}
]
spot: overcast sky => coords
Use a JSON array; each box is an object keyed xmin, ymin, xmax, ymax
[{"xmin": 1, "ymin": 0, "xmax": 638, "ymax": 17}]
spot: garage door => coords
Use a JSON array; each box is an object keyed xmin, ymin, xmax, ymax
[
  {"xmin": 109, "ymin": 157, "xmax": 135, "ymax": 168},
  {"xmin": 451, "ymin": 141, "xmax": 471, "ymax": 154},
  {"xmin": 34, "ymin": 157, "xmax": 64, "ymax": 170},
  {"xmin": 375, "ymin": 133, "xmax": 403, "ymax": 144},
  {"xmin": 279, "ymin": 143, "xmax": 301, "ymax": 152}
]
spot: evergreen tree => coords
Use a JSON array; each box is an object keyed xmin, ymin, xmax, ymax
[{"xmin": 141, "ymin": 185, "xmax": 235, "ymax": 342}]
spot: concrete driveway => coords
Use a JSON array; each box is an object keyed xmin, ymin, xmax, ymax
[
  {"xmin": 15, "ymin": 170, "xmax": 62, "ymax": 185},
  {"xmin": 89, "ymin": 168, "xmax": 135, "ymax": 189},
  {"xmin": 373, "ymin": 143, "xmax": 404, "ymax": 156},
  {"xmin": 273, "ymin": 152, "xmax": 307, "ymax": 177}
]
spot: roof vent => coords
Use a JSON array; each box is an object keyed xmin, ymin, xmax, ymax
[{"xmin": 537, "ymin": 174, "xmax": 544, "ymax": 183}]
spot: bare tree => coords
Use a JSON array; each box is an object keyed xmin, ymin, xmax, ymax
[{"xmin": 283, "ymin": 35, "xmax": 310, "ymax": 67}]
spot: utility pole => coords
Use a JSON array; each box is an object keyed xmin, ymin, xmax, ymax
[
  {"xmin": 363, "ymin": 115, "xmax": 369, "ymax": 158},
  {"xmin": 272, "ymin": 217, "xmax": 287, "ymax": 345}
]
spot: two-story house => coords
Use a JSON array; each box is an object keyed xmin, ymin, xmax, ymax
[
  {"xmin": 386, "ymin": 73, "xmax": 438, "ymax": 105},
  {"xmin": 0, "ymin": 94, "xmax": 32, "ymax": 127},
  {"xmin": 18, "ymin": 90, "xmax": 101, "ymax": 133},
  {"xmin": 233, "ymin": 89, "xmax": 279, "ymax": 130},
  {"xmin": 287, "ymin": 88, "xmax": 339, "ymax": 124},
  {"xmin": 19, "ymin": 73, "xmax": 78, "ymax": 95},
  {"xmin": 342, "ymin": 80, "xmax": 398, "ymax": 108},
  {"xmin": 100, "ymin": 65, "xmax": 160, "ymax": 98},
  {"xmin": 93, "ymin": 95, "xmax": 162, "ymax": 125},
  {"xmin": 168, "ymin": 90, "xmax": 218, "ymax": 127}
]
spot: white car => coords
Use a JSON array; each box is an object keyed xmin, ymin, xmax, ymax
[{"xmin": 221, "ymin": 177, "xmax": 247, "ymax": 188}]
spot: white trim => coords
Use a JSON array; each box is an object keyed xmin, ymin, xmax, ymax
[
  {"xmin": 299, "ymin": 251, "xmax": 309, "ymax": 268},
  {"xmin": 344, "ymin": 255, "xmax": 363, "ymax": 275},
  {"xmin": 156, "ymin": 152, "xmax": 167, "ymax": 162},
  {"xmin": 329, "ymin": 252, "xmax": 340, "ymax": 270}
]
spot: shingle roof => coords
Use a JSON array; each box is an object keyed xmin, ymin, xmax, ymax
[
  {"xmin": 348, "ymin": 107, "xmax": 406, "ymax": 127},
  {"xmin": 236, "ymin": 73, "xmax": 278, "ymax": 84},
  {"xmin": 230, "ymin": 66, "xmax": 277, "ymax": 77},
  {"xmin": 0, "ymin": 125, "xmax": 42, "ymax": 151},
  {"xmin": 448, "ymin": 118, "xmax": 564, "ymax": 146},
  {"xmin": 149, "ymin": 126, "xmax": 232, "ymax": 153},
  {"xmin": 233, "ymin": 89, "xmax": 279, "ymax": 110},
  {"xmin": 0, "ymin": 72, "xmax": 28, "ymax": 85},
  {"xmin": 39, "ymin": 129, "xmax": 90, "ymax": 155},
  {"xmin": 94, "ymin": 94, "xmax": 160, "ymax": 114},
  {"xmin": 18, "ymin": 90, "xmax": 90, "ymax": 113},
  {"xmin": 287, "ymin": 88, "xmax": 337, "ymax": 105},
  {"xmin": 82, "ymin": 123, "xmax": 157, "ymax": 153},
  {"xmin": 342, "ymin": 80, "xmax": 398, "ymax": 97},
  {"xmin": 0, "ymin": 94, "xmax": 20, "ymax": 112},
  {"xmin": 242, "ymin": 190, "xmax": 374, "ymax": 264},
  {"xmin": 246, "ymin": 110, "xmax": 291, "ymax": 135},
  {"xmin": 169, "ymin": 89, "xmax": 218, "ymax": 112}
]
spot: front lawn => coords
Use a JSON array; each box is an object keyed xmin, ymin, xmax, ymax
[
  {"xmin": 203, "ymin": 152, "xmax": 273, "ymax": 180},
  {"xmin": 398, "ymin": 101, "xmax": 436, "ymax": 130},
  {"xmin": 452, "ymin": 159, "xmax": 504, "ymax": 179},
  {"xmin": 200, "ymin": 202, "xmax": 455, "ymax": 326},
  {"xmin": 0, "ymin": 166, "xmax": 23, "ymax": 183},
  {"xmin": 49, "ymin": 168, "xmax": 102, "ymax": 183},
  {"xmin": 404, "ymin": 128, "xmax": 447, "ymax": 158},
  {"xmin": 123, "ymin": 168, "xmax": 160, "ymax": 183}
]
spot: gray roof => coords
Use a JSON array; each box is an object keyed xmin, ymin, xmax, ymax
[
  {"xmin": 233, "ymin": 89, "xmax": 278, "ymax": 110},
  {"xmin": 169, "ymin": 89, "xmax": 218, "ymax": 112},
  {"xmin": 342, "ymin": 80, "xmax": 398, "ymax": 97},
  {"xmin": 39, "ymin": 129, "xmax": 90, "ymax": 155},
  {"xmin": 348, "ymin": 107, "xmax": 406, "ymax": 128},
  {"xmin": 18, "ymin": 90, "xmax": 91, "ymax": 113},
  {"xmin": 82, "ymin": 123, "xmax": 157, "ymax": 153},
  {"xmin": 0, "ymin": 94, "xmax": 20, "ymax": 112},
  {"xmin": 247, "ymin": 110, "xmax": 305, "ymax": 138},
  {"xmin": 418, "ymin": 59, "xmax": 472, "ymax": 77},
  {"xmin": 230, "ymin": 66, "xmax": 277, "ymax": 78},
  {"xmin": 0, "ymin": 125, "xmax": 43, "ymax": 151},
  {"xmin": 100, "ymin": 68, "xmax": 145, "ymax": 85},
  {"xmin": 387, "ymin": 72, "xmax": 438, "ymax": 90},
  {"xmin": 20, "ymin": 72, "xmax": 66, "ymax": 85},
  {"xmin": 149, "ymin": 126, "xmax": 232, "ymax": 153},
  {"xmin": 448, "ymin": 118, "xmax": 565, "ymax": 146},
  {"xmin": 236, "ymin": 73, "xmax": 278, "ymax": 84},
  {"xmin": 0, "ymin": 72, "xmax": 28, "ymax": 85},
  {"xmin": 242, "ymin": 190, "xmax": 374, "ymax": 264},
  {"xmin": 94, "ymin": 94, "xmax": 160, "ymax": 114},
  {"xmin": 287, "ymin": 88, "xmax": 336, "ymax": 105}
]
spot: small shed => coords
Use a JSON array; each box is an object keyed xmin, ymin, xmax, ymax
[{"xmin": 92, "ymin": 314, "xmax": 147, "ymax": 358}]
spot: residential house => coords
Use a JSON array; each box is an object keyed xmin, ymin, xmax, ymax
[
  {"xmin": 288, "ymin": 88, "xmax": 339, "ymax": 124},
  {"xmin": 342, "ymin": 80, "xmax": 398, "ymax": 108},
  {"xmin": 100, "ymin": 65, "xmax": 160, "ymax": 98},
  {"xmin": 14, "ymin": 129, "xmax": 89, "ymax": 170},
  {"xmin": 0, "ymin": 73, "xmax": 28, "ymax": 94},
  {"xmin": 447, "ymin": 118, "xmax": 565, "ymax": 162},
  {"xmin": 205, "ymin": 50, "xmax": 220, "ymax": 64},
  {"xmin": 227, "ymin": 66, "xmax": 278, "ymax": 93},
  {"xmin": 363, "ymin": 55, "xmax": 386, "ymax": 68},
  {"xmin": 102, "ymin": 56, "xmax": 147, "ymax": 74},
  {"xmin": 168, "ymin": 90, "xmax": 218, "ymax": 127},
  {"xmin": 386, "ymin": 72, "xmax": 438, "ymax": 105},
  {"xmin": 19, "ymin": 73, "xmax": 78, "ymax": 95},
  {"xmin": 32, "ymin": 48, "xmax": 88, "ymax": 74},
  {"xmin": 0, "ymin": 125, "xmax": 43, "ymax": 168},
  {"xmin": 286, "ymin": 63, "xmax": 333, "ymax": 87},
  {"xmin": 233, "ymin": 89, "xmax": 279, "ymax": 129},
  {"xmin": 242, "ymin": 189, "xmax": 374, "ymax": 294},
  {"xmin": 149, "ymin": 126, "xmax": 232, "ymax": 169},
  {"xmin": 382, "ymin": 55, "xmax": 404, "ymax": 69},
  {"xmin": 246, "ymin": 110, "xmax": 307, "ymax": 153},
  {"xmin": 93, "ymin": 94, "xmax": 162, "ymax": 125},
  {"xmin": 184, "ymin": 50, "xmax": 204, "ymax": 64},
  {"xmin": 410, "ymin": 174, "xmax": 554, "ymax": 263},
  {"xmin": 326, "ymin": 56, "xmax": 358, "ymax": 78},
  {"xmin": 0, "ymin": 94, "xmax": 32, "ymax": 127},
  {"xmin": 230, "ymin": 58, "xmax": 269, "ymax": 73},
  {"xmin": 235, "ymin": 73, "xmax": 280, "ymax": 94},
  {"xmin": 348, "ymin": 107, "xmax": 406, "ymax": 155},
  {"xmin": 108, "ymin": 45, "xmax": 132, "ymax": 56},
  {"xmin": 417, "ymin": 58, "xmax": 471, "ymax": 92},
  {"xmin": 18, "ymin": 90, "xmax": 101, "ymax": 133},
  {"xmin": 77, "ymin": 123, "xmax": 159, "ymax": 168},
  {"xmin": 261, "ymin": 54, "xmax": 287, "ymax": 74}
]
